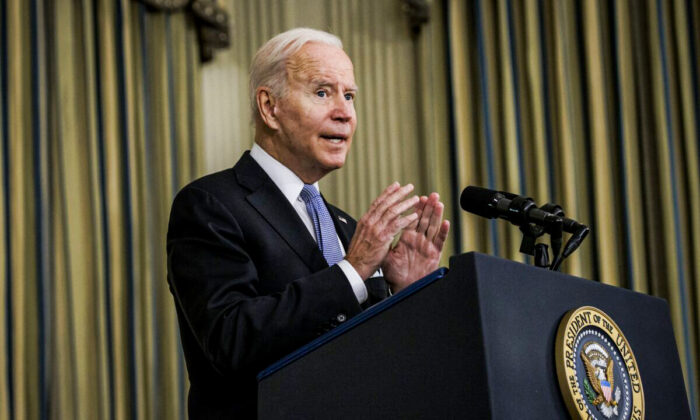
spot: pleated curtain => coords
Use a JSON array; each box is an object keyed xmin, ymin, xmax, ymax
[
  {"xmin": 0, "ymin": 0, "xmax": 202, "ymax": 419},
  {"xmin": 2, "ymin": 0, "xmax": 700, "ymax": 418},
  {"xmin": 446, "ymin": 0, "xmax": 700, "ymax": 414}
]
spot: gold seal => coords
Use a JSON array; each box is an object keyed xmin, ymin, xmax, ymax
[{"xmin": 555, "ymin": 306, "xmax": 644, "ymax": 419}]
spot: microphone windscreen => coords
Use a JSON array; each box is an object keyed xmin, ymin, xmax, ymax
[{"xmin": 460, "ymin": 186, "xmax": 499, "ymax": 219}]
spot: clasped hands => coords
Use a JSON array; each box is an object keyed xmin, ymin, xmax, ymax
[{"xmin": 345, "ymin": 182, "xmax": 450, "ymax": 293}]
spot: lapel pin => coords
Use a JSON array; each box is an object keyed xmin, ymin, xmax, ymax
[{"xmin": 338, "ymin": 216, "xmax": 347, "ymax": 224}]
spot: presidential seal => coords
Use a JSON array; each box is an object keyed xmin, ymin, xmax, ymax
[{"xmin": 555, "ymin": 306, "xmax": 644, "ymax": 419}]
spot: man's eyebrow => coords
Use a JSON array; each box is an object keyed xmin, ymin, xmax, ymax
[{"xmin": 310, "ymin": 78, "xmax": 359, "ymax": 92}]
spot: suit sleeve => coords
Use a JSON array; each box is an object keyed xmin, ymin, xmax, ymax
[
  {"xmin": 166, "ymin": 186, "xmax": 363, "ymax": 376},
  {"xmin": 364, "ymin": 276, "xmax": 389, "ymax": 307}
]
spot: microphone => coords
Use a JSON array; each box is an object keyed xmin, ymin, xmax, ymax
[
  {"xmin": 460, "ymin": 186, "xmax": 590, "ymax": 271},
  {"xmin": 459, "ymin": 186, "xmax": 585, "ymax": 233}
]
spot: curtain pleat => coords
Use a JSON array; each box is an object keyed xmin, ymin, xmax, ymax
[
  {"xmin": 8, "ymin": 2, "xmax": 40, "ymax": 420},
  {"xmin": 583, "ymin": 0, "xmax": 622, "ymax": 286},
  {"xmin": 447, "ymin": 1, "xmax": 481, "ymax": 254},
  {"xmin": 0, "ymin": 0, "xmax": 202, "ymax": 418},
  {"xmin": 0, "ymin": 0, "xmax": 8, "ymax": 408},
  {"xmin": 614, "ymin": 0, "xmax": 648, "ymax": 294},
  {"xmin": 447, "ymin": 0, "xmax": 700, "ymax": 413}
]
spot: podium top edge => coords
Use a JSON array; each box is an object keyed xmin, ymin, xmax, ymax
[{"xmin": 457, "ymin": 252, "xmax": 667, "ymax": 305}]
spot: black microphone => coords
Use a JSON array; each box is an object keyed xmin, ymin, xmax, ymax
[{"xmin": 459, "ymin": 186, "xmax": 585, "ymax": 233}]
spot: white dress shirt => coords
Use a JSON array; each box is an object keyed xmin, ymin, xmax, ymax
[{"xmin": 250, "ymin": 144, "xmax": 368, "ymax": 303}]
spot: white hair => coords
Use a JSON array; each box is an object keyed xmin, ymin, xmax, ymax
[{"xmin": 249, "ymin": 28, "xmax": 343, "ymax": 119}]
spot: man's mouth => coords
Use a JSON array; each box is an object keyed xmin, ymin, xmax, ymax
[{"xmin": 320, "ymin": 135, "xmax": 347, "ymax": 144}]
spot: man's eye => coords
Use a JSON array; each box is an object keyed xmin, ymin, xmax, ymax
[
  {"xmin": 344, "ymin": 93, "xmax": 354, "ymax": 101},
  {"xmin": 316, "ymin": 91, "xmax": 327, "ymax": 98}
]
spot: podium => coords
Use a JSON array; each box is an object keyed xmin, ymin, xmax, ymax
[{"xmin": 257, "ymin": 252, "xmax": 691, "ymax": 418}]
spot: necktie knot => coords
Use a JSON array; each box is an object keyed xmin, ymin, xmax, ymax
[{"xmin": 300, "ymin": 184, "xmax": 320, "ymax": 203}]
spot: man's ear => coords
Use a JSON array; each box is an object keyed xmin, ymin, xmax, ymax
[{"xmin": 256, "ymin": 87, "xmax": 280, "ymax": 130}]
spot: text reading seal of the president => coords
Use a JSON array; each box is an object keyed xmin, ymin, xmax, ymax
[{"xmin": 555, "ymin": 306, "xmax": 645, "ymax": 420}]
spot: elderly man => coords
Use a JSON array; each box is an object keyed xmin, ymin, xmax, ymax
[{"xmin": 167, "ymin": 28, "xmax": 450, "ymax": 418}]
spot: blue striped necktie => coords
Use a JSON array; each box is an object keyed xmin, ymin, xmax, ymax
[{"xmin": 300, "ymin": 184, "xmax": 344, "ymax": 266}]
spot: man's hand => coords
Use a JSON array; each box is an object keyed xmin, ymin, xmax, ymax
[
  {"xmin": 346, "ymin": 182, "xmax": 420, "ymax": 280},
  {"xmin": 381, "ymin": 192, "xmax": 450, "ymax": 293}
]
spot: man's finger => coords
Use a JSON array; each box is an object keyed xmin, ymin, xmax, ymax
[
  {"xmin": 393, "ymin": 211, "xmax": 420, "ymax": 234},
  {"xmin": 367, "ymin": 182, "xmax": 400, "ymax": 214},
  {"xmin": 426, "ymin": 200, "xmax": 444, "ymax": 241},
  {"xmin": 367, "ymin": 183, "xmax": 415, "ymax": 224},
  {"xmin": 406, "ymin": 196, "xmax": 428, "ymax": 230},
  {"xmin": 376, "ymin": 183, "xmax": 414, "ymax": 216},
  {"xmin": 416, "ymin": 193, "xmax": 438, "ymax": 233},
  {"xmin": 433, "ymin": 220, "xmax": 450, "ymax": 251},
  {"xmin": 407, "ymin": 196, "xmax": 428, "ymax": 231},
  {"xmin": 415, "ymin": 195, "xmax": 428, "ymax": 214},
  {"xmin": 380, "ymin": 195, "xmax": 420, "ymax": 226}
]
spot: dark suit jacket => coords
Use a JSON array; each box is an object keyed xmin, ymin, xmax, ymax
[{"xmin": 167, "ymin": 152, "xmax": 388, "ymax": 419}]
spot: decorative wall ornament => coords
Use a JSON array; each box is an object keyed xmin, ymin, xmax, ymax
[
  {"xmin": 400, "ymin": 0, "xmax": 430, "ymax": 36},
  {"xmin": 134, "ymin": 0, "xmax": 190, "ymax": 11},
  {"xmin": 191, "ymin": 0, "xmax": 230, "ymax": 62},
  {"xmin": 134, "ymin": 0, "xmax": 230, "ymax": 62}
]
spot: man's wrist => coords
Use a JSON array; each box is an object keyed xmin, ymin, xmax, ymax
[{"xmin": 337, "ymin": 259, "xmax": 368, "ymax": 304}]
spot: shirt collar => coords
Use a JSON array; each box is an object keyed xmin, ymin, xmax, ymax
[{"xmin": 250, "ymin": 143, "xmax": 320, "ymax": 205}]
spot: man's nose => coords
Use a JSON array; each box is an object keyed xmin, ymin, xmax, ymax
[{"xmin": 331, "ymin": 96, "xmax": 354, "ymax": 122}]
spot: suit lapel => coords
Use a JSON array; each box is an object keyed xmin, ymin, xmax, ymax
[{"xmin": 235, "ymin": 153, "xmax": 328, "ymax": 272}]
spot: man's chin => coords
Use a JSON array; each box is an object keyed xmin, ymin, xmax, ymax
[
  {"xmin": 322, "ymin": 161, "xmax": 346, "ymax": 172},
  {"xmin": 319, "ymin": 151, "xmax": 349, "ymax": 169}
]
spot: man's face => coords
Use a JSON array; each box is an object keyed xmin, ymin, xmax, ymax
[{"xmin": 270, "ymin": 42, "xmax": 357, "ymax": 183}]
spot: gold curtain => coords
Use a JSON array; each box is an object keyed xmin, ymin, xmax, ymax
[
  {"xmin": 0, "ymin": 0, "xmax": 202, "ymax": 419},
  {"xmin": 4, "ymin": 0, "xmax": 699, "ymax": 417},
  {"xmin": 446, "ymin": 0, "xmax": 700, "ymax": 413}
]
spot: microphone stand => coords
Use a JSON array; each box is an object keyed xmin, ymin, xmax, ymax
[
  {"xmin": 515, "ymin": 202, "xmax": 589, "ymax": 272},
  {"xmin": 550, "ymin": 225, "xmax": 590, "ymax": 271},
  {"xmin": 518, "ymin": 222, "xmax": 547, "ymax": 268}
]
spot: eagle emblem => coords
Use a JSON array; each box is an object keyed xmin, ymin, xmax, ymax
[
  {"xmin": 556, "ymin": 307, "xmax": 644, "ymax": 419},
  {"xmin": 581, "ymin": 341, "xmax": 621, "ymax": 418}
]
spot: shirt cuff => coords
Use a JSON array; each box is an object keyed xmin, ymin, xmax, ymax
[{"xmin": 337, "ymin": 259, "xmax": 368, "ymax": 304}]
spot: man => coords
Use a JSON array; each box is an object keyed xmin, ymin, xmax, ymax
[{"xmin": 167, "ymin": 28, "xmax": 450, "ymax": 418}]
